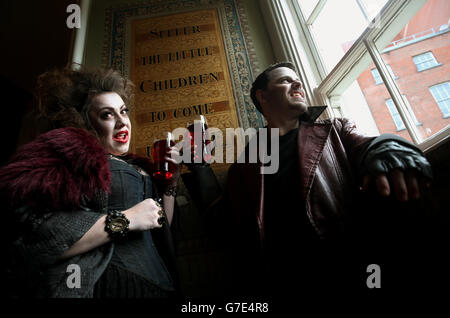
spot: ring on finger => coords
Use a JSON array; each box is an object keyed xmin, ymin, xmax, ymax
[
  {"xmin": 157, "ymin": 208, "xmax": 163, "ymax": 216},
  {"xmin": 157, "ymin": 216, "xmax": 166, "ymax": 225}
]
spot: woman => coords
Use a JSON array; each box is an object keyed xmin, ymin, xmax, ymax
[{"xmin": 1, "ymin": 67, "xmax": 181, "ymax": 298}]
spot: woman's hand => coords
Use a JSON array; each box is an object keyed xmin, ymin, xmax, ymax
[{"xmin": 124, "ymin": 198, "xmax": 164, "ymax": 231}]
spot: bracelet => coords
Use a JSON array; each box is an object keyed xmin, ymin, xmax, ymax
[
  {"xmin": 104, "ymin": 210, "xmax": 130, "ymax": 239},
  {"xmin": 164, "ymin": 184, "xmax": 177, "ymax": 196},
  {"xmin": 155, "ymin": 197, "xmax": 166, "ymax": 225}
]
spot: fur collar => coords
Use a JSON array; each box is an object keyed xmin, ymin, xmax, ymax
[{"xmin": 0, "ymin": 128, "xmax": 111, "ymax": 210}]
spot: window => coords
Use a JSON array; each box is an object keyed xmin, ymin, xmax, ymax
[
  {"xmin": 300, "ymin": 0, "xmax": 388, "ymax": 72},
  {"xmin": 371, "ymin": 65, "xmax": 397, "ymax": 84},
  {"xmin": 371, "ymin": 68, "xmax": 383, "ymax": 85},
  {"xmin": 386, "ymin": 99, "xmax": 405, "ymax": 130},
  {"xmin": 265, "ymin": 0, "xmax": 450, "ymax": 150},
  {"xmin": 413, "ymin": 52, "xmax": 440, "ymax": 72},
  {"xmin": 429, "ymin": 82, "xmax": 450, "ymax": 118},
  {"xmin": 386, "ymin": 96, "xmax": 420, "ymax": 130}
]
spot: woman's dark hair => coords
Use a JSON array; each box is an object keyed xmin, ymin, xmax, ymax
[
  {"xmin": 250, "ymin": 62, "xmax": 296, "ymax": 114},
  {"xmin": 35, "ymin": 67, "xmax": 134, "ymax": 133}
]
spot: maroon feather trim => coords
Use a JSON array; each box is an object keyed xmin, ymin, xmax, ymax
[{"xmin": 0, "ymin": 128, "xmax": 110, "ymax": 210}]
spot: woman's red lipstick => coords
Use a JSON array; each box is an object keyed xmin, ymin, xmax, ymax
[{"xmin": 112, "ymin": 130, "xmax": 129, "ymax": 143}]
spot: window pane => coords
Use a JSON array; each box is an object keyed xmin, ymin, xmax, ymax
[
  {"xmin": 413, "ymin": 52, "xmax": 439, "ymax": 71},
  {"xmin": 376, "ymin": 0, "xmax": 450, "ymax": 140},
  {"xmin": 336, "ymin": 77, "xmax": 416, "ymax": 142},
  {"xmin": 371, "ymin": 68, "xmax": 383, "ymax": 84},
  {"xmin": 310, "ymin": 0, "xmax": 366, "ymax": 72},
  {"xmin": 430, "ymin": 82, "xmax": 450, "ymax": 118},
  {"xmin": 371, "ymin": 64, "xmax": 396, "ymax": 84},
  {"xmin": 386, "ymin": 99, "xmax": 405, "ymax": 130},
  {"xmin": 299, "ymin": 0, "xmax": 320, "ymax": 20},
  {"xmin": 359, "ymin": 0, "xmax": 389, "ymax": 21},
  {"xmin": 332, "ymin": 80, "xmax": 381, "ymax": 137},
  {"xmin": 403, "ymin": 95, "xmax": 421, "ymax": 125},
  {"xmin": 309, "ymin": 0, "xmax": 388, "ymax": 72},
  {"xmin": 385, "ymin": 96, "xmax": 421, "ymax": 130},
  {"xmin": 387, "ymin": 64, "xmax": 396, "ymax": 78},
  {"xmin": 318, "ymin": 0, "xmax": 448, "ymax": 145},
  {"xmin": 343, "ymin": 60, "xmax": 422, "ymax": 142}
]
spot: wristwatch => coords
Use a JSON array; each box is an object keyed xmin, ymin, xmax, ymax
[{"xmin": 105, "ymin": 210, "xmax": 130, "ymax": 239}]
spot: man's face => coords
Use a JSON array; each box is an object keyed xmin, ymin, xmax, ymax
[
  {"xmin": 88, "ymin": 92, "xmax": 131, "ymax": 156},
  {"xmin": 260, "ymin": 67, "xmax": 308, "ymax": 116}
]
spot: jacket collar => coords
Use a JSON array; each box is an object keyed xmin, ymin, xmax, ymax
[
  {"xmin": 299, "ymin": 105, "xmax": 328, "ymax": 123},
  {"xmin": 297, "ymin": 118, "xmax": 332, "ymax": 201}
]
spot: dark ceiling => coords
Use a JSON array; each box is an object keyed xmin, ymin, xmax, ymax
[
  {"xmin": 0, "ymin": 0, "xmax": 75, "ymax": 92},
  {"xmin": 0, "ymin": 0, "xmax": 76, "ymax": 164}
]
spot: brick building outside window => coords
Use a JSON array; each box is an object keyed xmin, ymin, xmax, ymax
[{"xmin": 355, "ymin": 0, "xmax": 450, "ymax": 142}]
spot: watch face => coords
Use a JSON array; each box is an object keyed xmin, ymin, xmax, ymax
[{"xmin": 110, "ymin": 218, "xmax": 128, "ymax": 232}]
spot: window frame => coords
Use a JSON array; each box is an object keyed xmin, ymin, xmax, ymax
[
  {"xmin": 371, "ymin": 64, "xmax": 397, "ymax": 85},
  {"xmin": 429, "ymin": 82, "xmax": 450, "ymax": 118},
  {"xmin": 386, "ymin": 95, "xmax": 421, "ymax": 131},
  {"xmin": 386, "ymin": 98, "xmax": 406, "ymax": 130},
  {"xmin": 412, "ymin": 51, "xmax": 441, "ymax": 72},
  {"xmin": 371, "ymin": 68, "xmax": 384, "ymax": 85},
  {"xmin": 260, "ymin": 0, "xmax": 449, "ymax": 152}
]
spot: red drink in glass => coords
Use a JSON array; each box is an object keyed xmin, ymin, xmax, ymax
[{"xmin": 152, "ymin": 134, "xmax": 176, "ymax": 180}]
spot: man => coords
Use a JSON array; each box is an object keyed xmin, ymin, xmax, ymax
[{"xmin": 182, "ymin": 62, "xmax": 434, "ymax": 296}]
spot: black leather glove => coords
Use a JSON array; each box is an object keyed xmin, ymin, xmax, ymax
[{"xmin": 363, "ymin": 140, "xmax": 433, "ymax": 179}]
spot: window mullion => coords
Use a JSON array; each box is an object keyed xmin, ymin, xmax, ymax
[
  {"xmin": 72, "ymin": 0, "xmax": 91, "ymax": 69},
  {"xmin": 306, "ymin": 0, "xmax": 327, "ymax": 25},
  {"xmin": 364, "ymin": 38, "xmax": 422, "ymax": 144},
  {"xmin": 355, "ymin": 0, "xmax": 370, "ymax": 23},
  {"xmin": 291, "ymin": 0, "xmax": 327, "ymax": 80}
]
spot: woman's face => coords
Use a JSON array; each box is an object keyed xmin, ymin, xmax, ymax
[{"xmin": 88, "ymin": 92, "xmax": 131, "ymax": 156}]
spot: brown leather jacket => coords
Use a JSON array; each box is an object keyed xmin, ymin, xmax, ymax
[
  {"xmin": 224, "ymin": 117, "xmax": 374, "ymax": 244},
  {"xmin": 182, "ymin": 107, "xmax": 431, "ymax": 245},
  {"xmin": 182, "ymin": 111, "xmax": 436, "ymax": 293}
]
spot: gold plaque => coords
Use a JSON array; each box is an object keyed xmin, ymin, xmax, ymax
[{"xmin": 130, "ymin": 9, "xmax": 240, "ymax": 161}]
